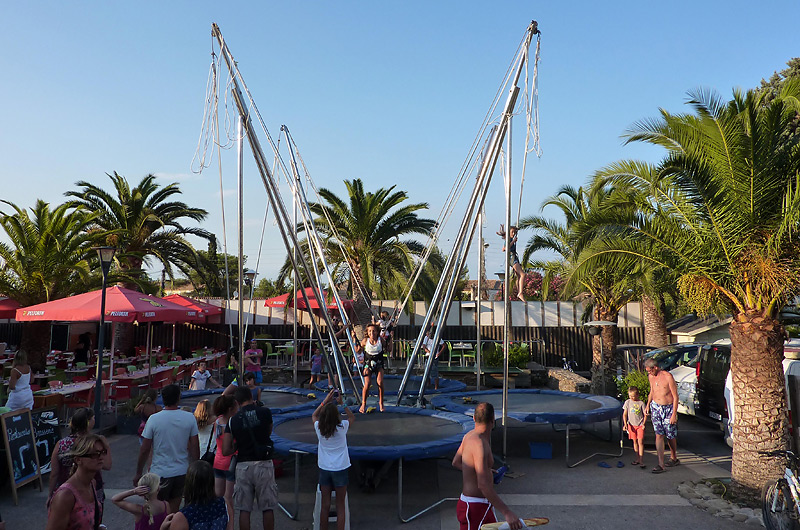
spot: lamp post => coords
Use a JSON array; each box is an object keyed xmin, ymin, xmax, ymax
[
  {"xmin": 93, "ymin": 246, "xmax": 116, "ymax": 428},
  {"xmin": 495, "ymin": 270, "xmax": 505, "ymax": 300},
  {"xmin": 243, "ymin": 268, "xmax": 257, "ymax": 331},
  {"xmin": 584, "ymin": 320, "xmax": 616, "ymax": 396}
]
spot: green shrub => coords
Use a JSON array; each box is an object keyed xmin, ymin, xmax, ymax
[
  {"xmin": 786, "ymin": 324, "xmax": 800, "ymax": 338},
  {"xmin": 618, "ymin": 370, "xmax": 650, "ymax": 399},
  {"xmin": 483, "ymin": 343, "xmax": 530, "ymax": 369}
]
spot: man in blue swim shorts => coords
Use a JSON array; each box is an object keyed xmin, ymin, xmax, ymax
[{"xmin": 644, "ymin": 358, "xmax": 679, "ymax": 474}]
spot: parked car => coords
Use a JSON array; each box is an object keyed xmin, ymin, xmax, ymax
[
  {"xmin": 724, "ymin": 339, "xmax": 800, "ymax": 447},
  {"xmin": 695, "ymin": 343, "xmax": 731, "ymax": 423},
  {"xmin": 670, "ymin": 354, "xmax": 701, "ymax": 416},
  {"xmin": 642, "ymin": 343, "xmax": 704, "ymax": 372}
]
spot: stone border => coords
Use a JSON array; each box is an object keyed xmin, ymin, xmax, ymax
[{"xmin": 677, "ymin": 479, "xmax": 763, "ymax": 526}]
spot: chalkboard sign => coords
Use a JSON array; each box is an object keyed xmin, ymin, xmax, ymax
[
  {"xmin": 1, "ymin": 409, "xmax": 43, "ymax": 505},
  {"xmin": 31, "ymin": 407, "xmax": 61, "ymax": 475}
]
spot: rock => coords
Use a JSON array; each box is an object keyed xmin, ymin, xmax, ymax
[
  {"xmin": 732, "ymin": 513, "xmax": 748, "ymax": 523},
  {"xmin": 689, "ymin": 498, "xmax": 705, "ymax": 507},
  {"xmin": 715, "ymin": 510, "xmax": 734, "ymax": 518},
  {"xmin": 745, "ymin": 516, "xmax": 762, "ymax": 525},
  {"xmin": 706, "ymin": 505, "xmax": 721, "ymax": 515}
]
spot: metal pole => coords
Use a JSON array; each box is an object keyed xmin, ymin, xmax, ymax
[
  {"xmin": 293, "ymin": 198, "xmax": 298, "ymax": 385},
  {"xmin": 502, "ymin": 108, "xmax": 513, "ymax": 461},
  {"xmin": 237, "ymin": 117, "xmax": 246, "ymax": 380},
  {"xmin": 93, "ymin": 270, "xmax": 109, "ymax": 427},
  {"xmin": 477, "ymin": 212, "xmax": 483, "ymax": 392}
]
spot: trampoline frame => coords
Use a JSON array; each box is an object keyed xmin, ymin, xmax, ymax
[
  {"xmin": 270, "ymin": 406, "xmax": 474, "ymax": 523},
  {"xmin": 431, "ymin": 389, "xmax": 624, "ymax": 467},
  {"xmin": 313, "ymin": 374, "xmax": 466, "ymax": 396}
]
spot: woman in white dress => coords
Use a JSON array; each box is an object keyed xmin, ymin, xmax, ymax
[{"xmin": 6, "ymin": 350, "xmax": 34, "ymax": 411}]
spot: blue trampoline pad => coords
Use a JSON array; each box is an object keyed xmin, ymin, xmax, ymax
[
  {"xmin": 271, "ymin": 406, "xmax": 474, "ymax": 460},
  {"xmin": 170, "ymin": 386, "xmax": 321, "ymax": 414},
  {"xmin": 431, "ymin": 389, "xmax": 622, "ymax": 424}
]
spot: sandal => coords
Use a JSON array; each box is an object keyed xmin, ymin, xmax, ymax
[
  {"xmin": 665, "ymin": 458, "xmax": 680, "ymax": 467},
  {"xmin": 631, "ymin": 460, "xmax": 641, "ymax": 466},
  {"xmin": 651, "ymin": 465, "xmax": 665, "ymax": 474},
  {"xmin": 597, "ymin": 461, "xmax": 612, "ymax": 468}
]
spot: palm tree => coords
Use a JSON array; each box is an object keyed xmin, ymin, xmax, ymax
[
  {"xmin": 519, "ymin": 185, "xmax": 640, "ymax": 393},
  {"xmin": 66, "ymin": 172, "xmax": 213, "ymax": 353},
  {"xmin": 278, "ymin": 178, "xmax": 436, "ymax": 333},
  {"xmin": 573, "ymin": 83, "xmax": 800, "ymax": 499},
  {"xmin": 0, "ymin": 200, "xmax": 102, "ymax": 368}
]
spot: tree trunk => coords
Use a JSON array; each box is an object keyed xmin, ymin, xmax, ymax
[
  {"xmin": 728, "ymin": 311, "xmax": 789, "ymax": 502},
  {"xmin": 20, "ymin": 321, "xmax": 52, "ymax": 372},
  {"xmin": 349, "ymin": 271, "xmax": 374, "ymax": 339},
  {"xmin": 642, "ymin": 294, "xmax": 669, "ymax": 347},
  {"xmin": 590, "ymin": 307, "xmax": 619, "ymax": 396}
]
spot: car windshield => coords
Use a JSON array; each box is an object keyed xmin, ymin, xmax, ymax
[{"xmin": 645, "ymin": 346, "xmax": 700, "ymax": 370}]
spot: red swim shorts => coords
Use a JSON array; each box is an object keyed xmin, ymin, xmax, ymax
[
  {"xmin": 627, "ymin": 424, "xmax": 645, "ymax": 440},
  {"xmin": 457, "ymin": 494, "xmax": 497, "ymax": 530}
]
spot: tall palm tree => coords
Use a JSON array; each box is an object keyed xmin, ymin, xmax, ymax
[
  {"xmin": 0, "ymin": 200, "xmax": 102, "ymax": 368},
  {"xmin": 519, "ymin": 185, "xmax": 640, "ymax": 393},
  {"xmin": 66, "ymin": 172, "xmax": 213, "ymax": 353},
  {"xmin": 573, "ymin": 82, "xmax": 800, "ymax": 499},
  {"xmin": 278, "ymin": 178, "xmax": 436, "ymax": 332}
]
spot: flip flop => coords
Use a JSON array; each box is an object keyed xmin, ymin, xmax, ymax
[
  {"xmin": 665, "ymin": 458, "xmax": 680, "ymax": 467},
  {"xmin": 616, "ymin": 461, "xmax": 625, "ymax": 468},
  {"xmin": 631, "ymin": 460, "xmax": 641, "ymax": 466},
  {"xmin": 598, "ymin": 461, "xmax": 612, "ymax": 468},
  {"xmin": 651, "ymin": 465, "xmax": 665, "ymax": 474},
  {"xmin": 640, "ymin": 463, "xmax": 646, "ymax": 469},
  {"xmin": 493, "ymin": 465, "xmax": 508, "ymax": 484}
]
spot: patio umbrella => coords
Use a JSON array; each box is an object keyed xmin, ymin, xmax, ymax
[
  {"xmin": 16, "ymin": 286, "xmax": 199, "ymax": 383},
  {"xmin": 162, "ymin": 294, "xmax": 224, "ymax": 350},
  {"xmin": 0, "ymin": 297, "xmax": 21, "ymax": 319},
  {"xmin": 264, "ymin": 287, "xmax": 353, "ymax": 316}
]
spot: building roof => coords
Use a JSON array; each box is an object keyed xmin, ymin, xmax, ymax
[{"xmin": 668, "ymin": 314, "xmax": 732, "ymax": 336}]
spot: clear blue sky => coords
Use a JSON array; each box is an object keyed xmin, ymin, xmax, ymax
[{"xmin": 1, "ymin": 1, "xmax": 797, "ymax": 286}]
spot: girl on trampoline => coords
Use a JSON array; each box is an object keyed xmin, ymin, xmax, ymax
[
  {"xmin": 360, "ymin": 323, "xmax": 386, "ymax": 413},
  {"xmin": 497, "ymin": 224, "xmax": 527, "ymax": 301}
]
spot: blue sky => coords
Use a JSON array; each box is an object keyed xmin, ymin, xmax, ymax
[{"xmin": 1, "ymin": 1, "xmax": 797, "ymax": 286}]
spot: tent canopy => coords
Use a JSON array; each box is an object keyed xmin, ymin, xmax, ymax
[
  {"xmin": 264, "ymin": 287, "xmax": 353, "ymax": 314},
  {"xmin": 15, "ymin": 286, "xmax": 199, "ymax": 323},
  {"xmin": 163, "ymin": 294, "xmax": 223, "ymax": 322},
  {"xmin": 0, "ymin": 297, "xmax": 21, "ymax": 319}
]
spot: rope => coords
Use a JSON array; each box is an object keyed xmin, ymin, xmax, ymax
[{"xmin": 515, "ymin": 32, "xmax": 542, "ymax": 226}]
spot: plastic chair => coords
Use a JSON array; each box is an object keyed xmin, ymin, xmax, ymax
[
  {"xmin": 446, "ymin": 342, "xmax": 462, "ymax": 367},
  {"xmin": 463, "ymin": 348, "xmax": 477, "ymax": 366},
  {"xmin": 127, "ymin": 365, "xmax": 138, "ymax": 374},
  {"xmin": 29, "ymin": 383, "xmax": 41, "ymax": 392},
  {"xmin": 115, "ymin": 367, "xmax": 127, "ymax": 376},
  {"xmin": 73, "ymin": 375, "xmax": 89, "ymax": 383},
  {"xmin": 75, "ymin": 361, "xmax": 87, "ymax": 368},
  {"xmin": 111, "ymin": 384, "xmax": 133, "ymax": 412}
]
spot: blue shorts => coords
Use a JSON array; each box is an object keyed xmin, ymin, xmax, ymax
[
  {"xmin": 319, "ymin": 468, "xmax": 349, "ymax": 488},
  {"xmin": 213, "ymin": 467, "xmax": 235, "ymax": 482},
  {"xmin": 650, "ymin": 402, "xmax": 677, "ymax": 439},
  {"xmin": 311, "ymin": 365, "xmax": 322, "ymax": 375},
  {"xmin": 428, "ymin": 358, "xmax": 439, "ymax": 378}
]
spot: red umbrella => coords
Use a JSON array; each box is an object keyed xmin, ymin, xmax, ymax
[
  {"xmin": 15, "ymin": 286, "xmax": 199, "ymax": 323},
  {"xmin": 264, "ymin": 288, "xmax": 353, "ymax": 314},
  {"xmin": 163, "ymin": 294, "xmax": 223, "ymax": 322},
  {"xmin": 0, "ymin": 297, "xmax": 21, "ymax": 319}
]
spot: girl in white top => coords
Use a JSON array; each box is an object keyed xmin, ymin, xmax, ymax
[
  {"xmin": 312, "ymin": 389, "xmax": 354, "ymax": 530},
  {"xmin": 6, "ymin": 350, "xmax": 34, "ymax": 411},
  {"xmin": 360, "ymin": 323, "xmax": 386, "ymax": 413}
]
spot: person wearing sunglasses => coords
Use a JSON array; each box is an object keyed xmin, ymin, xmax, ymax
[{"xmin": 46, "ymin": 433, "xmax": 110, "ymax": 530}]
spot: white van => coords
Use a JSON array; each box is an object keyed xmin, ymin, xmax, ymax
[{"xmin": 723, "ymin": 339, "xmax": 800, "ymax": 447}]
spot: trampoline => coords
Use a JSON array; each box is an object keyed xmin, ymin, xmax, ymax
[
  {"xmin": 431, "ymin": 389, "xmax": 623, "ymax": 467},
  {"xmin": 314, "ymin": 374, "xmax": 466, "ymax": 396},
  {"xmin": 271, "ymin": 406, "xmax": 474, "ymax": 523},
  {"xmin": 165, "ymin": 386, "xmax": 322, "ymax": 414}
]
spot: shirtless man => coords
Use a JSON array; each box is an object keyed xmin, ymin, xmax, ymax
[
  {"xmin": 452, "ymin": 402, "xmax": 522, "ymax": 530},
  {"xmin": 644, "ymin": 357, "xmax": 679, "ymax": 473}
]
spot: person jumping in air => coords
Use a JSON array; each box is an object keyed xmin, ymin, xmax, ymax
[
  {"xmin": 360, "ymin": 323, "xmax": 386, "ymax": 413},
  {"xmin": 497, "ymin": 224, "xmax": 526, "ymax": 301}
]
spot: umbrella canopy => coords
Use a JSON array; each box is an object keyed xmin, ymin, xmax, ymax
[
  {"xmin": 0, "ymin": 297, "xmax": 21, "ymax": 319},
  {"xmin": 163, "ymin": 294, "xmax": 223, "ymax": 323},
  {"xmin": 264, "ymin": 287, "xmax": 353, "ymax": 313},
  {"xmin": 15, "ymin": 286, "xmax": 199, "ymax": 323}
]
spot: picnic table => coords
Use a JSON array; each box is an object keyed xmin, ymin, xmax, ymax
[{"xmin": 32, "ymin": 379, "xmax": 115, "ymax": 409}]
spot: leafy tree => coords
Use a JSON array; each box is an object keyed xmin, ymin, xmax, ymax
[
  {"xmin": 65, "ymin": 172, "xmax": 213, "ymax": 353},
  {"xmin": 278, "ymin": 178, "xmax": 436, "ymax": 333},
  {"xmin": 253, "ymin": 277, "xmax": 288, "ymax": 299},
  {"xmin": 0, "ymin": 200, "xmax": 102, "ymax": 368},
  {"xmin": 519, "ymin": 185, "xmax": 640, "ymax": 393},
  {"xmin": 572, "ymin": 83, "xmax": 800, "ymax": 499}
]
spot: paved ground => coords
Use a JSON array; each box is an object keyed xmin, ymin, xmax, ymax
[{"xmin": 0, "ymin": 412, "xmax": 743, "ymax": 529}]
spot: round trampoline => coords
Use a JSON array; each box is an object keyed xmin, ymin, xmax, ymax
[
  {"xmin": 430, "ymin": 389, "xmax": 621, "ymax": 424},
  {"xmin": 271, "ymin": 405, "xmax": 473, "ymax": 460},
  {"xmin": 166, "ymin": 386, "xmax": 322, "ymax": 414},
  {"xmin": 314, "ymin": 374, "xmax": 466, "ymax": 396}
]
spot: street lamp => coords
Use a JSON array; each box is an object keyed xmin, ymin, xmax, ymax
[
  {"xmin": 93, "ymin": 246, "xmax": 116, "ymax": 427},
  {"xmin": 495, "ymin": 271, "xmax": 506, "ymax": 300},
  {"xmin": 584, "ymin": 320, "xmax": 616, "ymax": 396},
  {"xmin": 243, "ymin": 269, "xmax": 257, "ymax": 329}
]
